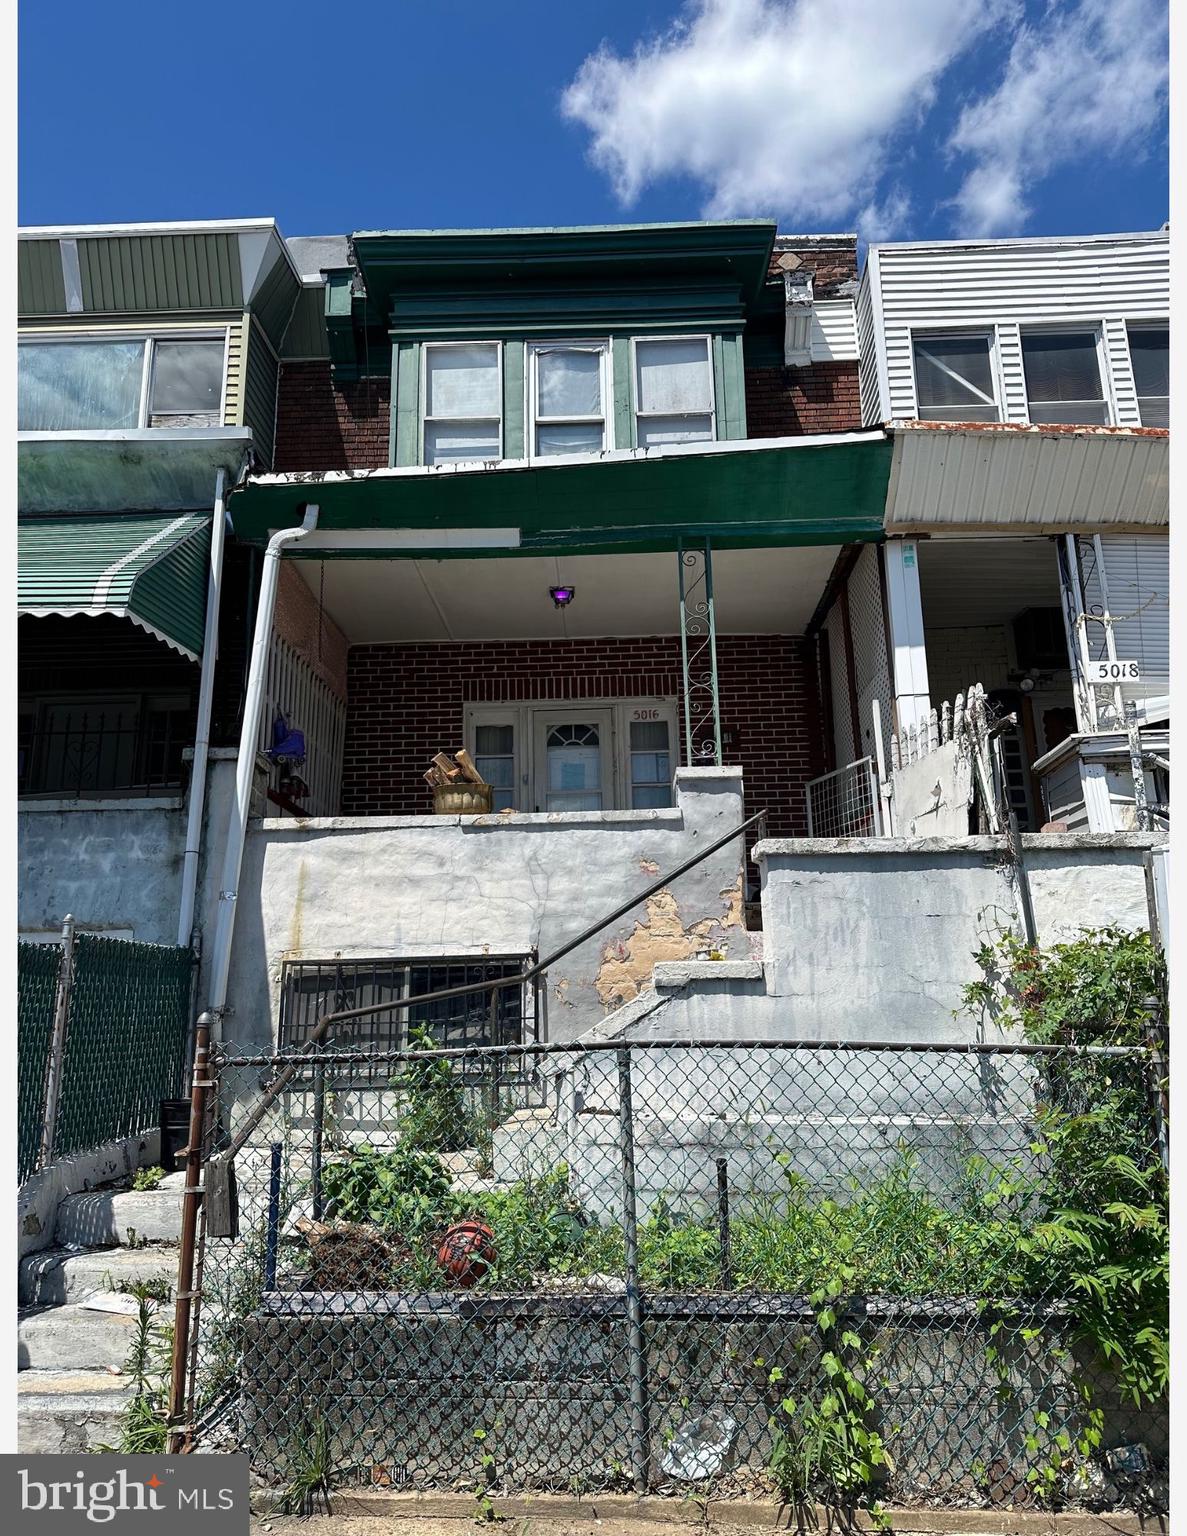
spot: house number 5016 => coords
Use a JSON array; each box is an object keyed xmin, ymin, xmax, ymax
[{"xmin": 631, "ymin": 708, "xmax": 662, "ymax": 720}]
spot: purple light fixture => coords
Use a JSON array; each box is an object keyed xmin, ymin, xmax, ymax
[{"xmin": 549, "ymin": 585, "xmax": 576, "ymax": 609}]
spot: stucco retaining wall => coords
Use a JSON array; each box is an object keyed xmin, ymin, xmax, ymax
[{"xmin": 221, "ymin": 768, "xmax": 748, "ymax": 1050}]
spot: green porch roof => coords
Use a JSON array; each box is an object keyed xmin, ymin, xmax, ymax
[
  {"xmin": 18, "ymin": 512, "xmax": 211, "ymax": 661},
  {"xmin": 227, "ymin": 434, "xmax": 892, "ymax": 557}
]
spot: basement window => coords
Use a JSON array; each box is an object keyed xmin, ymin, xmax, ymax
[
  {"xmin": 18, "ymin": 333, "xmax": 226, "ymax": 432},
  {"xmin": 911, "ymin": 334, "xmax": 999, "ymax": 422},
  {"xmin": 1022, "ymin": 331, "xmax": 1110, "ymax": 425},
  {"xmin": 422, "ymin": 342, "xmax": 502, "ymax": 464},
  {"xmin": 1127, "ymin": 326, "xmax": 1168, "ymax": 428},
  {"xmin": 278, "ymin": 955, "xmax": 531, "ymax": 1053}
]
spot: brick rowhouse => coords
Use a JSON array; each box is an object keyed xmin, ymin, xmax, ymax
[{"xmin": 342, "ymin": 635, "xmax": 824, "ymax": 841}]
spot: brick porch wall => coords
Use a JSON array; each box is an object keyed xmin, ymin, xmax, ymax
[{"xmin": 342, "ymin": 634, "xmax": 824, "ymax": 840}]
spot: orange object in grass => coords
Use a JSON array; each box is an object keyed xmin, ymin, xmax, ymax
[{"xmin": 436, "ymin": 1219, "xmax": 495, "ymax": 1287}]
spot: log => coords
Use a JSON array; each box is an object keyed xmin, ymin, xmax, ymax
[{"xmin": 453, "ymin": 748, "xmax": 486, "ymax": 785}]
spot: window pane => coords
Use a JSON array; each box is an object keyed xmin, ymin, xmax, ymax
[
  {"xmin": 18, "ymin": 341, "xmax": 143, "ymax": 430},
  {"xmin": 149, "ymin": 339, "xmax": 224, "ymax": 418},
  {"xmin": 1025, "ymin": 400, "xmax": 1110, "ymax": 426},
  {"xmin": 424, "ymin": 422, "xmax": 501, "ymax": 464},
  {"xmin": 636, "ymin": 338, "xmax": 712, "ymax": 414},
  {"xmin": 637, "ymin": 414, "xmax": 713, "ymax": 447},
  {"xmin": 537, "ymin": 348, "xmax": 602, "ymax": 418},
  {"xmin": 630, "ymin": 721, "xmax": 669, "ymax": 751},
  {"xmin": 425, "ymin": 344, "xmax": 500, "ymax": 418},
  {"xmin": 1138, "ymin": 397, "xmax": 1169, "ymax": 429},
  {"xmin": 536, "ymin": 422, "xmax": 605, "ymax": 455},
  {"xmin": 630, "ymin": 719, "xmax": 672, "ymax": 809},
  {"xmin": 546, "ymin": 722, "xmax": 602, "ymax": 808},
  {"xmin": 475, "ymin": 724, "xmax": 514, "ymax": 755},
  {"xmin": 913, "ymin": 336, "xmax": 997, "ymax": 418},
  {"xmin": 632, "ymin": 785, "xmax": 672, "ymax": 809},
  {"xmin": 1129, "ymin": 329, "xmax": 1169, "ymax": 397},
  {"xmin": 1022, "ymin": 332, "xmax": 1102, "ymax": 404}
]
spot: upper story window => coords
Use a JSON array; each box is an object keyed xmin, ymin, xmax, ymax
[
  {"xmin": 911, "ymin": 334, "xmax": 999, "ymax": 422},
  {"xmin": 528, "ymin": 341, "xmax": 609, "ymax": 457},
  {"xmin": 634, "ymin": 336, "xmax": 714, "ymax": 446},
  {"xmin": 422, "ymin": 342, "xmax": 502, "ymax": 465},
  {"xmin": 1128, "ymin": 326, "xmax": 1168, "ymax": 428},
  {"xmin": 17, "ymin": 334, "xmax": 225, "ymax": 432},
  {"xmin": 1021, "ymin": 331, "xmax": 1109, "ymax": 425}
]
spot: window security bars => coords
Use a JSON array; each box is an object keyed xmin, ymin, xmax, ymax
[
  {"xmin": 183, "ymin": 1037, "xmax": 1166, "ymax": 1505},
  {"xmin": 804, "ymin": 755, "xmax": 882, "ymax": 836},
  {"xmin": 19, "ymin": 705, "xmax": 191, "ymax": 798}
]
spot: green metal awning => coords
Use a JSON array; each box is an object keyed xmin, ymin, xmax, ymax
[
  {"xmin": 228, "ymin": 433, "xmax": 892, "ymax": 556},
  {"xmin": 18, "ymin": 512, "xmax": 211, "ymax": 661}
]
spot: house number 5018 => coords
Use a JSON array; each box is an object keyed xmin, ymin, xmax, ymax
[{"xmin": 1088, "ymin": 660, "xmax": 1141, "ymax": 683}]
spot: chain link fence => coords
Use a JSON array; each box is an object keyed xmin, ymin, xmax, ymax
[
  {"xmin": 186, "ymin": 1038, "xmax": 1167, "ymax": 1511},
  {"xmin": 17, "ymin": 932, "xmax": 197, "ymax": 1178}
]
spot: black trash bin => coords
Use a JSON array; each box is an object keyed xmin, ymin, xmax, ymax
[{"xmin": 160, "ymin": 1099, "xmax": 190, "ymax": 1171}]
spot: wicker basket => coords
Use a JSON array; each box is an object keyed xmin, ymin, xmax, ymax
[{"xmin": 433, "ymin": 783, "xmax": 493, "ymax": 815}]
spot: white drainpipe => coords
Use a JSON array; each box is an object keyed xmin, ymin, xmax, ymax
[
  {"xmin": 204, "ymin": 503, "xmax": 319, "ymax": 1019},
  {"xmin": 176, "ymin": 467, "xmax": 229, "ymax": 948}
]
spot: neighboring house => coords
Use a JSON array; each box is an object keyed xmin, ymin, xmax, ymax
[
  {"xmin": 15, "ymin": 219, "xmax": 322, "ymax": 945},
  {"xmin": 854, "ymin": 230, "xmax": 1169, "ymax": 832}
]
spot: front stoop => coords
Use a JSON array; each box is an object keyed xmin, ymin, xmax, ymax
[{"xmin": 16, "ymin": 1370, "xmax": 135, "ymax": 1454}]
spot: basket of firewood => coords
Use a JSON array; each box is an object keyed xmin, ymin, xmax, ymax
[{"xmin": 424, "ymin": 749, "xmax": 493, "ymax": 814}]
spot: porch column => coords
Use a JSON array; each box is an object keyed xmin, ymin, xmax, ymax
[
  {"xmin": 677, "ymin": 539, "xmax": 722, "ymax": 766},
  {"xmin": 882, "ymin": 540, "xmax": 930, "ymax": 737}
]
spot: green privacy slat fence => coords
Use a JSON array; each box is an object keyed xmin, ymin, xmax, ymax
[
  {"xmin": 17, "ymin": 942, "xmax": 63, "ymax": 1182},
  {"xmin": 18, "ymin": 934, "xmax": 196, "ymax": 1179}
]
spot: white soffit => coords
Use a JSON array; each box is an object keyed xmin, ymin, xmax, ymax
[
  {"xmin": 886, "ymin": 426, "xmax": 1168, "ymax": 532},
  {"xmin": 297, "ymin": 545, "xmax": 842, "ymax": 644}
]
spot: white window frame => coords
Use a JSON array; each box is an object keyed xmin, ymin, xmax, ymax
[
  {"xmin": 908, "ymin": 328, "xmax": 1002, "ymax": 422},
  {"xmin": 1019, "ymin": 324, "xmax": 1115, "ymax": 427},
  {"xmin": 630, "ymin": 333, "xmax": 717, "ymax": 447},
  {"xmin": 526, "ymin": 339, "xmax": 613, "ymax": 461},
  {"xmin": 464, "ymin": 697, "xmax": 679, "ymax": 813},
  {"xmin": 1125, "ymin": 321, "xmax": 1169, "ymax": 428},
  {"xmin": 17, "ymin": 326, "xmax": 230, "ymax": 430},
  {"xmin": 420, "ymin": 339, "xmax": 504, "ymax": 465}
]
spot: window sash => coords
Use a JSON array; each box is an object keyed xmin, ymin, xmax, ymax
[
  {"xmin": 634, "ymin": 336, "xmax": 715, "ymax": 444},
  {"xmin": 1022, "ymin": 330, "xmax": 1108, "ymax": 423},
  {"xmin": 1128, "ymin": 326, "xmax": 1169, "ymax": 428},
  {"xmin": 529, "ymin": 342, "xmax": 608, "ymax": 459},
  {"xmin": 912, "ymin": 333, "xmax": 999, "ymax": 422},
  {"xmin": 422, "ymin": 342, "xmax": 503, "ymax": 464},
  {"xmin": 18, "ymin": 332, "xmax": 226, "ymax": 432}
]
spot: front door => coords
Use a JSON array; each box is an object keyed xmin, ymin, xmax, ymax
[{"xmin": 532, "ymin": 709, "xmax": 614, "ymax": 812}]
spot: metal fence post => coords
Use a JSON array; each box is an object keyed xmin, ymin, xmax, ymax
[
  {"xmin": 1143, "ymin": 994, "xmax": 1169, "ymax": 1172},
  {"xmin": 617, "ymin": 1047, "xmax": 649, "ymax": 1492},
  {"xmin": 168, "ymin": 1011, "xmax": 214, "ymax": 1454},
  {"xmin": 40, "ymin": 914, "xmax": 76, "ymax": 1168}
]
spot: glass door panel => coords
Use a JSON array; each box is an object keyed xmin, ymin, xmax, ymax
[{"xmin": 533, "ymin": 710, "xmax": 613, "ymax": 812}]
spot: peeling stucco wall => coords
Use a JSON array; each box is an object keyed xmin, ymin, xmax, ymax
[{"xmin": 220, "ymin": 767, "xmax": 748, "ymax": 1049}]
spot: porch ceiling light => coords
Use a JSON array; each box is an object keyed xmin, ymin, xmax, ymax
[{"xmin": 549, "ymin": 584, "xmax": 576, "ymax": 608}]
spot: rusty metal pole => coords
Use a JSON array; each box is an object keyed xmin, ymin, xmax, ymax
[{"xmin": 168, "ymin": 1011, "xmax": 213, "ymax": 1453}]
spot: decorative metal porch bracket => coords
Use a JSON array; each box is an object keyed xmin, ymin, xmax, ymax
[{"xmin": 678, "ymin": 539, "xmax": 722, "ymax": 766}]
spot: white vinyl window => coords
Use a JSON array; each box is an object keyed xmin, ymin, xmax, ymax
[
  {"xmin": 471, "ymin": 717, "xmax": 518, "ymax": 812},
  {"xmin": 628, "ymin": 716, "xmax": 673, "ymax": 809},
  {"xmin": 634, "ymin": 336, "xmax": 715, "ymax": 446},
  {"xmin": 1022, "ymin": 330, "xmax": 1110, "ymax": 425},
  {"xmin": 1127, "ymin": 326, "xmax": 1168, "ymax": 429},
  {"xmin": 422, "ymin": 342, "xmax": 502, "ymax": 465},
  {"xmin": 528, "ymin": 341, "xmax": 609, "ymax": 457},
  {"xmin": 912, "ymin": 333, "xmax": 999, "ymax": 422},
  {"xmin": 17, "ymin": 334, "xmax": 226, "ymax": 432}
]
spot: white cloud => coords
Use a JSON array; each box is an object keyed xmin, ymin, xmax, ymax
[
  {"xmin": 561, "ymin": 0, "xmax": 1016, "ymax": 226},
  {"xmin": 949, "ymin": 0, "xmax": 1169, "ymax": 234}
]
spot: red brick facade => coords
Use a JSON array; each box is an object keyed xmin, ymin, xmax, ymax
[
  {"xmin": 744, "ymin": 360, "xmax": 862, "ymax": 436},
  {"xmin": 273, "ymin": 362, "xmax": 390, "ymax": 473},
  {"xmin": 342, "ymin": 635, "xmax": 824, "ymax": 840}
]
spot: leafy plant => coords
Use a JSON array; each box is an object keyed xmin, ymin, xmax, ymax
[
  {"xmin": 392, "ymin": 1023, "xmax": 471, "ymax": 1152},
  {"xmin": 321, "ymin": 1141, "xmax": 452, "ymax": 1239},
  {"xmin": 276, "ymin": 1411, "xmax": 334, "ymax": 1516},
  {"xmin": 94, "ymin": 1283, "xmax": 172, "ymax": 1455},
  {"xmin": 766, "ymin": 1270, "xmax": 894, "ymax": 1528},
  {"xmin": 132, "ymin": 1165, "xmax": 166, "ymax": 1192}
]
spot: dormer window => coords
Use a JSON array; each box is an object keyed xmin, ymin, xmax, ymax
[
  {"xmin": 18, "ymin": 333, "xmax": 226, "ymax": 432},
  {"xmin": 422, "ymin": 342, "xmax": 502, "ymax": 464},
  {"xmin": 912, "ymin": 334, "xmax": 999, "ymax": 422},
  {"xmin": 1021, "ymin": 330, "xmax": 1109, "ymax": 425},
  {"xmin": 529, "ymin": 341, "xmax": 609, "ymax": 457},
  {"xmin": 634, "ymin": 336, "xmax": 715, "ymax": 446}
]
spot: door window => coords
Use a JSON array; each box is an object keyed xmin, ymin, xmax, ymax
[{"xmin": 543, "ymin": 720, "xmax": 605, "ymax": 811}]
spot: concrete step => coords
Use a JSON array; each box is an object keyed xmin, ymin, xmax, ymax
[
  {"xmin": 17, "ymin": 1369, "xmax": 135, "ymax": 1454},
  {"xmin": 18, "ymin": 1298, "xmax": 166, "ymax": 1373},
  {"xmin": 54, "ymin": 1171, "xmax": 186, "ymax": 1247},
  {"xmin": 20, "ymin": 1245, "xmax": 178, "ymax": 1307}
]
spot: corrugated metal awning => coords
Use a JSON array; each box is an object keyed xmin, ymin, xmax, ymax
[
  {"xmin": 886, "ymin": 422, "xmax": 1168, "ymax": 532},
  {"xmin": 18, "ymin": 512, "xmax": 211, "ymax": 661}
]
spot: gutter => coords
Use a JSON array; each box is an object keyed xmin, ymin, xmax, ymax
[{"xmin": 203, "ymin": 503, "xmax": 320, "ymax": 1019}]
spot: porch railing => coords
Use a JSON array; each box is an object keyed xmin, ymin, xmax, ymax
[{"xmin": 804, "ymin": 756, "xmax": 882, "ymax": 837}]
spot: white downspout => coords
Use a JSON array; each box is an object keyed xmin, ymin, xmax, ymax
[
  {"xmin": 204, "ymin": 503, "xmax": 319, "ymax": 1020},
  {"xmin": 177, "ymin": 468, "xmax": 229, "ymax": 947}
]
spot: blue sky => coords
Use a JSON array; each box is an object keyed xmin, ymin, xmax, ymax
[{"xmin": 19, "ymin": 0, "xmax": 1168, "ymax": 242}]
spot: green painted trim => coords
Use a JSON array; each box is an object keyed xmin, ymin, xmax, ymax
[
  {"xmin": 393, "ymin": 342, "xmax": 420, "ymax": 467},
  {"xmin": 502, "ymin": 340, "xmax": 525, "ymax": 461},
  {"xmin": 727, "ymin": 333, "xmax": 747, "ymax": 438},
  {"xmin": 228, "ymin": 438, "xmax": 892, "ymax": 558},
  {"xmin": 612, "ymin": 337, "xmax": 634, "ymax": 449}
]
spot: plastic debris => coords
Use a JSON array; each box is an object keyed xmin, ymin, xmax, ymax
[{"xmin": 659, "ymin": 1412, "xmax": 739, "ymax": 1481}]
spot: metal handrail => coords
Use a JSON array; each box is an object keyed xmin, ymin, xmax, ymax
[{"xmin": 220, "ymin": 806, "xmax": 766, "ymax": 1161}]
